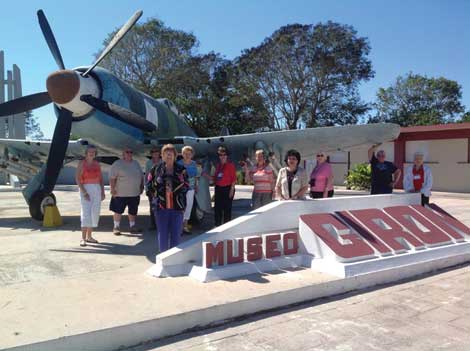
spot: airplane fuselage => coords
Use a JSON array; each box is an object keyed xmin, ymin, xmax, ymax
[{"xmin": 62, "ymin": 66, "xmax": 196, "ymax": 162}]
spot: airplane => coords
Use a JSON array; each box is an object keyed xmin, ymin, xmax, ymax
[{"xmin": 0, "ymin": 9, "xmax": 400, "ymax": 221}]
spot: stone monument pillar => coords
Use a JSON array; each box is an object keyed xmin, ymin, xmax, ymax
[
  {"xmin": 12, "ymin": 64, "xmax": 25, "ymax": 139},
  {"xmin": 0, "ymin": 51, "xmax": 5, "ymax": 138},
  {"xmin": 0, "ymin": 50, "xmax": 25, "ymax": 185}
]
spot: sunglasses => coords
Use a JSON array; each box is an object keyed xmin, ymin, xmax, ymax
[
  {"xmin": 316, "ymin": 154, "xmax": 324, "ymax": 157},
  {"xmin": 125, "ymin": 150, "xmax": 133, "ymax": 154}
]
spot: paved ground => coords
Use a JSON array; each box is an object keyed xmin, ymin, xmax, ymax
[
  {"xmin": 130, "ymin": 263, "xmax": 470, "ymax": 351},
  {"xmin": 0, "ymin": 185, "xmax": 253, "ymax": 287},
  {"xmin": 0, "ymin": 185, "xmax": 469, "ymax": 350}
]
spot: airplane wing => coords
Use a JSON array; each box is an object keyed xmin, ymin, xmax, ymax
[
  {"xmin": 0, "ymin": 138, "xmax": 99, "ymax": 180},
  {"xmin": 182, "ymin": 123, "xmax": 400, "ymax": 161},
  {"xmin": 0, "ymin": 138, "xmax": 90, "ymax": 160},
  {"xmin": 180, "ymin": 123, "xmax": 400, "ymax": 214}
]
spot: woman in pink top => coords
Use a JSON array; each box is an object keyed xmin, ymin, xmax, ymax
[
  {"xmin": 243, "ymin": 150, "xmax": 275, "ymax": 209},
  {"xmin": 75, "ymin": 145, "xmax": 105, "ymax": 247},
  {"xmin": 309, "ymin": 151, "xmax": 334, "ymax": 199}
]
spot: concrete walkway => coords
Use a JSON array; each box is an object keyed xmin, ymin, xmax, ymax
[
  {"xmin": 0, "ymin": 185, "xmax": 469, "ymax": 350},
  {"xmin": 130, "ymin": 263, "xmax": 470, "ymax": 351}
]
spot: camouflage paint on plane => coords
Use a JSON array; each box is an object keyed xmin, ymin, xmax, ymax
[
  {"xmin": 0, "ymin": 65, "xmax": 401, "ymax": 217},
  {"xmin": 67, "ymin": 66, "xmax": 196, "ymax": 161}
]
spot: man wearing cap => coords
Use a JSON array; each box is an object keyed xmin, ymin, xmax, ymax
[
  {"xmin": 109, "ymin": 147, "xmax": 144, "ymax": 234},
  {"xmin": 145, "ymin": 147, "xmax": 162, "ymax": 229}
]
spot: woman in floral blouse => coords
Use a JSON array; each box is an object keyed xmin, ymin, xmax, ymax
[{"xmin": 147, "ymin": 144, "xmax": 189, "ymax": 252}]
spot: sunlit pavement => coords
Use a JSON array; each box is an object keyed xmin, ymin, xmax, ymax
[
  {"xmin": 0, "ymin": 185, "xmax": 469, "ymax": 350},
  {"xmin": 129, "ymin": 263, "xmax": 470, "ymax": 351}
]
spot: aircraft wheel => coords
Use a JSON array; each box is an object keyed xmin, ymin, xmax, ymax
[
  {"xmin": 190, "ymin": 199, "xmax": 205, "ymax": 225},
  {"xmin": 29, "ymin": 191, "xmax": 57, "ymax": 221}
]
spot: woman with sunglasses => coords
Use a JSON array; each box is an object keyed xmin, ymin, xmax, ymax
[
  {"xmin": 242, "ymin": 149, "xmax": 275, "ymax": 209},
  {"xmin": 177, "ymin": 145, "xmax": 199, "ymax": 234},
  {"xmin": 75, "ymin": 145, "xmax": 105, "ymax": 247},
  {"xmin": 213, "ymin": 146, "xmax": 237, "ymax": 226},
  {"xmin": 276, "ymin": 149, "xmax": 309, "ymax": 200},
  {"xmin": 147, "ymin": 144, "xmax": 189, "ymax": 252},
  {"xmin": 309, "ymin": 151, "xmax": 334, "ymax": 198}
]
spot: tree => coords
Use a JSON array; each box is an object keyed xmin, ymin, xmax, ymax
[
  {"xmin": 97, "ymin": 18, "xmax": 268, "ymax": 136},
  {"xmin": 24, "ymin": 111, "xmax": 44, "ymax": 140},
  {"xmin": 235, "ymin": 22, "xmax": 374, "ymax": 129},
  {"xmin": 97, "ymin": 18, "xmax": 198, "ymax": 97},
  {"xmin": 163, "ymin": 54, "xmax": 268, "ymax": 136},
  {"xmin": 370, "ymin": 73, "xmax": 465, "ymax": 126},
  {"xmin": 460, "ymin": 111, "xmax": 470, "ymax": 123}
]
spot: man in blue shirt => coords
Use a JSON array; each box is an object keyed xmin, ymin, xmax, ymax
[{"xmin": 368, "ymin": 144, "xmax": 401, "ymax": 195}]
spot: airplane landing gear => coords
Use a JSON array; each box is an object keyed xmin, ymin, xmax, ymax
[{"xmin": 29, "ymin": 191, "xmax": 56, "ymax": 221}]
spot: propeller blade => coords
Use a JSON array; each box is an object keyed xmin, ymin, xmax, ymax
[
  {"xmin": 0, "ymin": 92, "xmax": 51, "ymax": 117},
  {"xmin": 37, "ymin": 10, "xmax": 66, "ymax": 70},
  {"xmin": 82, "ymin": 10, "xmax": 143, "ymax": 77},
  {"xmin": 43, "ymin": 107, "xmax": 73, "ymax": 193},
  {"xmin": 80, "ymin": 94, "xmax": 156, "ymax": 133}
]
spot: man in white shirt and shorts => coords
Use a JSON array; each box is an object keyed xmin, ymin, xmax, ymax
[{"xmin": 109, "ymin": 147, "xmax": 144, "ymax": 234}]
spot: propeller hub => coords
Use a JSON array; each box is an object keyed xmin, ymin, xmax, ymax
[{"xmin": 46, "ymin": 70, "xmax": 80, "ymax": 104}]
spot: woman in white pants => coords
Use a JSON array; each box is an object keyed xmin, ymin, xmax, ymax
[
  {"xmin": 75, "ymin": 145, "xmax": 105, "ymax": 246},
  {"xmin": 178, "ymin": 146, "xmax": 199, "ymax": 234}
]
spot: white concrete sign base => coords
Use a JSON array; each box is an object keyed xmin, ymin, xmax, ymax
[
  {"xmin": 148, "ymin": 193, "xmax": 470, "ymax": 283},
  {"xmin": 306, "ymin": 242, "xmax": 470, "ymax": 278},
  {"xmin": 188, "ymin": 255, "xmax": 306, "ymax": 282}
]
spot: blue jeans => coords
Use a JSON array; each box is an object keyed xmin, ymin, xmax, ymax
[{"xmin": 155, "ymin": 209, "xmax": 183, "ymax": 253}]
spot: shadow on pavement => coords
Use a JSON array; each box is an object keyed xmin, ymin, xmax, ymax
[
  {"xmin": 49, "ymin": 230, "xmax": 159, "ymax": 263},
  {"xmin": 0, "ymin": 215, "xmax": 115, "ymax": 232}
]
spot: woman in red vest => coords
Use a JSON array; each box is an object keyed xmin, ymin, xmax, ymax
[{"xmin": 403, "ymin": 152, "xmax": 433, "ymax": 206}]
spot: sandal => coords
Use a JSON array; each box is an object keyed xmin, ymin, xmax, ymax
[
  {"xmin": 86, "ymin": 237, "xmax": 99, "ymax": 244},
  {"xmin": 80, "ymin": 240, "xmax": 87, "ymax": 247}
]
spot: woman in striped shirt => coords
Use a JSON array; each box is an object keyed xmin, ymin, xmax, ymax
[{"xmin": 243, "ymin": 150, "xmax": 275, "ymax": 210}]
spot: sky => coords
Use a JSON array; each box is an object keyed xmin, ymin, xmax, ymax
[{"xmin": 1, "ymin": 0, "xmax": 469, "ymax": 138}]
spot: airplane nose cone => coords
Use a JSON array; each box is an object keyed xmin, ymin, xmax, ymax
[{"xmin": 46, "ymin": 70, "xmax": 80, "ymax": 104}]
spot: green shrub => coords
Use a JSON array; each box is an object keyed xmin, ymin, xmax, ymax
[
  {"xmin": 344, "ymin": 163, "xmax": 371, "ymax": 190},
  {"xmin": 236, "ymin": 170, "xmax": 245, "ymax": 185}
]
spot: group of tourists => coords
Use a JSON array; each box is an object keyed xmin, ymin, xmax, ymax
[
  {"xmin": 74, "ymin": 143, "xmax": 199, "ymax": 250},
  {"xmin": 75, "ymin": 142, "xmax": 433, "ymax": 252},
  {"xmin": 244, "ymin": 144, "xmax": 432, "ymax": 207}
]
